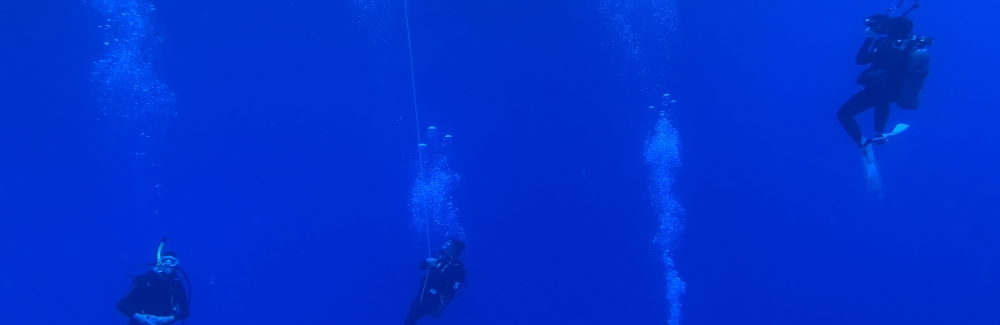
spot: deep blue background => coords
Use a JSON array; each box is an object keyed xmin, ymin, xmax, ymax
[{"xmin": 1, "ymin": 0, "xmax": 998, "ymax": 324}]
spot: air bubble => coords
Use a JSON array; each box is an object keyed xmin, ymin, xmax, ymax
[
  {"xmin": 412, "ymin": 127, "xmax": 465, "ymax": 242},
  {"xmin": 92, "ymin": 0, "xmax": 174, "ymax": 121},
  {"xmin": 645, "ymin": 108, "xmax": 685, "ymax": 325}
]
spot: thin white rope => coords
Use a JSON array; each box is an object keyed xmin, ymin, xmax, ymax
[
  {"xmin": 402, "ymin": 0, "xmax": 435, "ymax": 303},
  {"xmin": 401, "ymin": 0, "xmax": 431, "ymax": 257}
]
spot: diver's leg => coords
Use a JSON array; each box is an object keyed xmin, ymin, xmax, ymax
[
  {"xmin": 403, "ymin": 308, "xmax": 423, "ymax": 325},
  {"xmin": 837, "ymin": 89, "xmax": 879, "ymax": 146},
  {"xmin": 873, "ymin": 101, "xmax": 891, "ymax": 137},
  {"xmin": 403, "ymin": 298, "xmax": 432, "ymax": 325},
  {"xmin": 403, "ymin": 312, "xmax": 421, "ymax": 325}
]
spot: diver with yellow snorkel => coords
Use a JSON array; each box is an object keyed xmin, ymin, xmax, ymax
[{"xmin": 117, "ymin": 238, "xmax": 191, "ymax": 325}]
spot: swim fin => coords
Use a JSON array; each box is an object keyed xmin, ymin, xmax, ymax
[
  {"xmin": 861, "ymin": 141, "xmax": 882, "ymax": 192},
  {"xmin": 864, "ymin": 123, "xmax": 910, "ymax": 146},
  {"xmin": 882, "ymin": 123, "xmax": 910, "ymax": 138}
]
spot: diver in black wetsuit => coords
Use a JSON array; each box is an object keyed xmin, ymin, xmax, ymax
[
  {"xmin": 117, "ymin": 250, "xmax": 190, "ymax": 325},
  {"xmin": 837, "ymin": 16, "xmax": 915, "ymax": 148},
  {"xmin": 403, "ymin": 238, "xmax": 467, "ymax": 325}
]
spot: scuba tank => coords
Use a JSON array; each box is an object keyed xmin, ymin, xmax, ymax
[
  {"xmin": 863, "ymin": 0, "xmax": 930, "ymax": 109},
  {"xmin": 896, "ymin": 36, "xmax": 933, "ymax": 109}
]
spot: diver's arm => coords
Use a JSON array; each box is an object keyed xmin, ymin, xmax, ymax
[
  {"xmin": 116, "ymin": 279, "xmax": 142, "ymax": 317},
  {"xmin": 855, "ymin": 38, "xmax": 877, "ymax": 65},
  {"xmin": 441, "ymin": 266, "xmax": 467, "ymax": 302},
  {"xmin": 454, "ymin": 267, "xmax": 466, "ymax": 290},
  {"xmin": 173, "ymin": 281, "xmax": 190, "ymax": 320}
]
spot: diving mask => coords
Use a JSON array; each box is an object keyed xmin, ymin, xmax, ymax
[{"xmin": 157, "ymin": 256, "xmax": 179, "ymax": 267}]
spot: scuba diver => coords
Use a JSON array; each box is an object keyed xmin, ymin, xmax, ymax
[
  {"xmin": 836, "ymin": 0, "xmax": 932, "ymax": 191},
  {"xmin": 403, "ymin": 238, "xmax": 467, "ymax": 325},
  {"xmin": 117, "ymin": 238, "xmax": 190, "ymax": 325},
  {"xmin": 838, "ymin": 3, "xmax": 932, "ymax": 147}
]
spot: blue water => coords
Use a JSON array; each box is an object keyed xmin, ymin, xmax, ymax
[{"xmin": 1, "ymin": 0, "xmax": 999, "ymax": 324}]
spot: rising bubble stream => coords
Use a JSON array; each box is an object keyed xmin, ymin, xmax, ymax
[
  {"xmin": 645, "ymin": 95, "xmax": 686, "ymax": 325},
  {"xmin": 411, "ymin": 127, "xmax": 465, "ymax": 247}
]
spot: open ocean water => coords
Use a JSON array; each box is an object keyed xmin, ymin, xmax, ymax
[{"xmin": 1, "ymin": 0, "xmax": 999, "ymax": 324}]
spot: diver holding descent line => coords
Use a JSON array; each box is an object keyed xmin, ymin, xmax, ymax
[
  {"xmin": 403, "ymin": 238, "xmax": 467, "ymax": 325},
  {"xmin": 836, "ymin": 0, "xmax": 933, "ymax": 190}
]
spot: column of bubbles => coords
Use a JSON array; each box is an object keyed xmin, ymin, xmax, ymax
[
  {"xmin": 604, "ymin": 0, "xmax": 687, "ymax": 322},
  {"xmin": 411, "ymin": 127, "xmax": 466, "ymax": 245},
  {"xmin": 91, "ymin": 0, "xmax": 175, "ymax": 122},
  {"xmin": 600, "ymin": 0, "xmax": 677, "ymax": 79},
  {"xmin": 645, "ymin": 94, "xmax": 686, "ymax": 325},
  {"xmin": 351, "ymin": 0, "xmax": 396, "ymax": 43},
  {"xmin": 353, "ymin": 0, "xmax": 393, "ymax": 18}
]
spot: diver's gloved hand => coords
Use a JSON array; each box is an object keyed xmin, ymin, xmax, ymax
[
  {"xmin": 141, "ymin": 315, "xmax": 174, "ymax": 325},
  {"xmin": 865, "ymin": 27, "xmax": 877, "ymax": 39},
  {"xmin": 133, "ymin": 313, "xmax": 152, "ymax": 323},
  {"xmin": 425, "ymin": 257, "xmax": 439, "ymax": 266}
]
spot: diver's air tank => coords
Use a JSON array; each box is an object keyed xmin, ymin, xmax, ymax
[{"xmin": 897, "ymin": 47, "xmax": 930, "ymax": 110}]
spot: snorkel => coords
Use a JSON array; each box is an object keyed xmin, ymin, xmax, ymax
[
  {"xmin": 154, "ymin": 237, "xmax": 178, "ymax": 274},
  {"xmin": 156, "ymin": 237, "xmax": 166, "ymax": 261}
]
